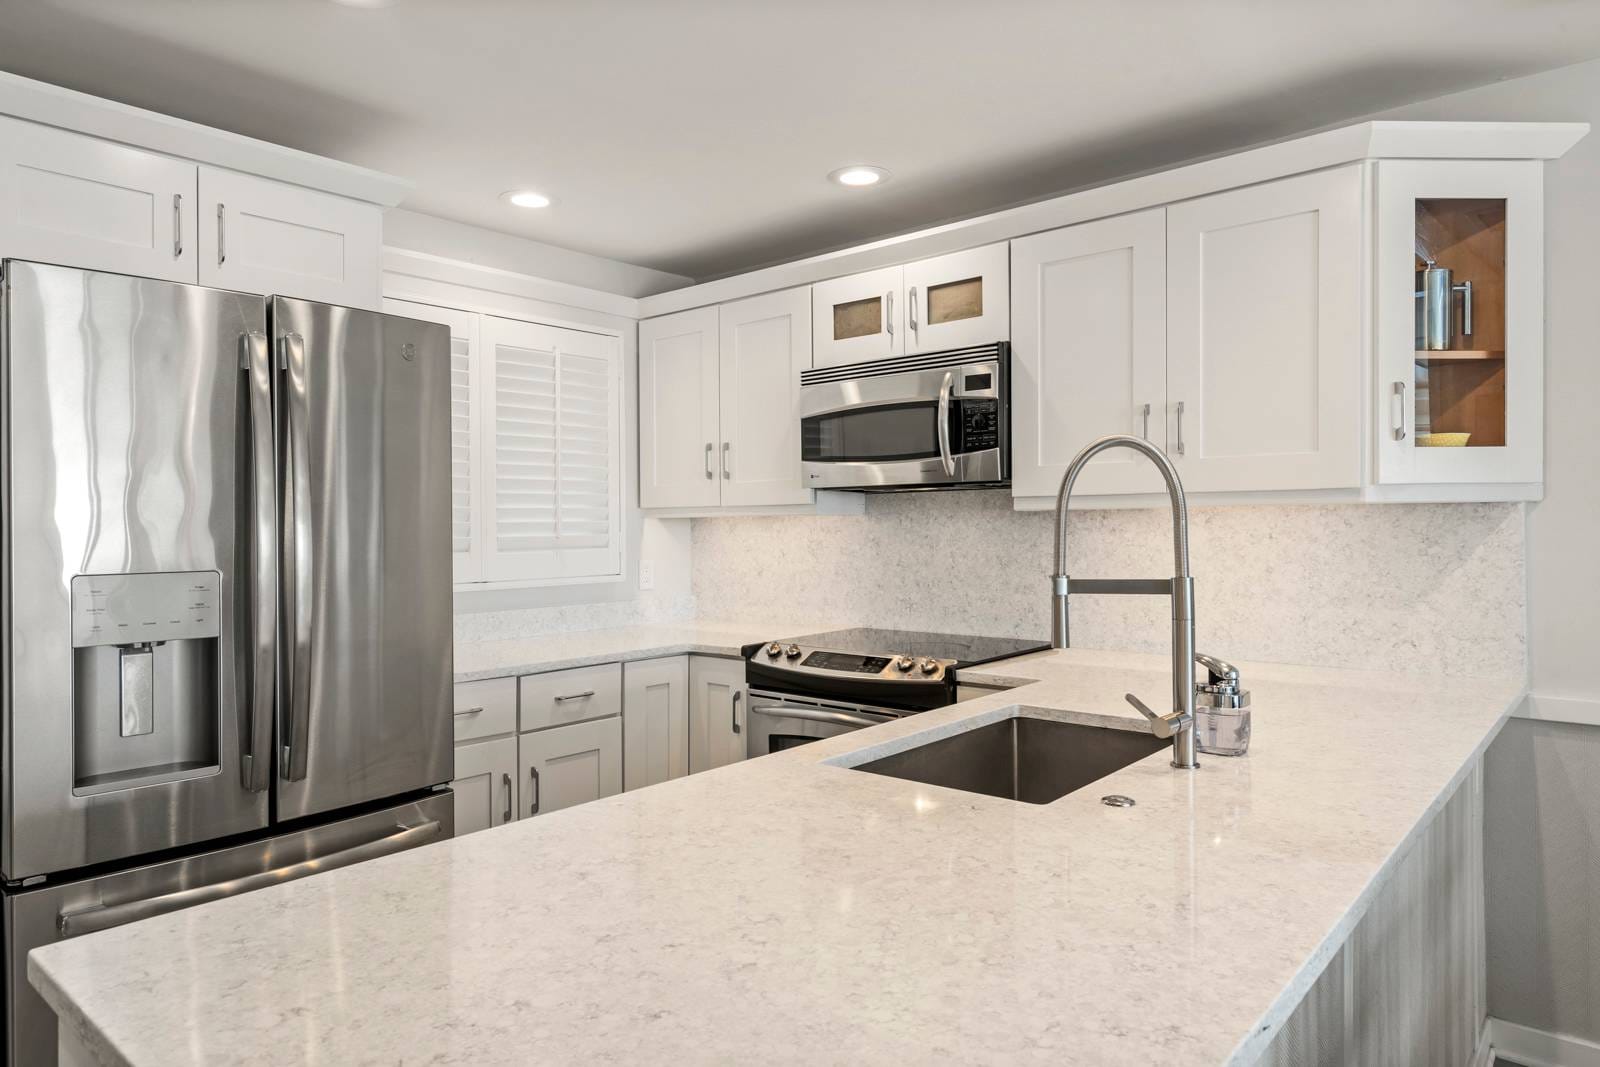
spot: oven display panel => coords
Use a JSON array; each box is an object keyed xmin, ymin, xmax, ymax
[{"xmin": 802, "ymin": 651, "xmax": 892, "ymax": 674}]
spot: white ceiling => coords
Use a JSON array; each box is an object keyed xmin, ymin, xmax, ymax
[{"xmin": 2, "ymin": 0, "xmax": 1599, "ymax": 280}]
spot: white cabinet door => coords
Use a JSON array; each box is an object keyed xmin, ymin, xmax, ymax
[
  {"xmin": 198, "ymin": 166, "xmax": 381, "ymax": 308},
  {"xmin": 519, "ymin": 717, "xmax": 622, "ymax": 817},
  {"xmin": 0, "ymin": 114, "xmax": 196, "ymax": 282},
  {"xmin": 1166, "ymin": 166, "xmax": 1364, "ymax": 493},
  {"xmin": 903, "ymin": 241, "xmax": 1010, "ymax": 353},
  {"xmin": 1375, "ymin": 160, "xmax": 1543, "ymax": 486},
  {"xmin": 689, "ymin": 655, "xmax": 747, "ymax": 774},
  {"xmin": 639, "ymin": 307, "xmax": 721, "ymax": 508},
  {"xmin": 812, "ymin": 264, "xmax": 904, "ymax": 367},
  {"xmin": 718, "ymin": 287, "xmax": 814, "ymax": 506},
  {"xmin": 451, "ymin": 736, "xmax": 518, "ymax": 836},
  {"xmin": 1011, "ymin": 210, "xmax": 1168, "ymax": 498},
  {"xmin": 622, "ymin": 657, "xmax": 689, "ymax": 791}
]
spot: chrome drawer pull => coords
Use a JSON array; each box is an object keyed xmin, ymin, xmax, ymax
[
  {"xmin": 453, "ymin": 706, "xmax": 485, "ymax": 717},
  {"xmin": 554, "ymin": 690, "xmax": 595, "ymax": 703}
]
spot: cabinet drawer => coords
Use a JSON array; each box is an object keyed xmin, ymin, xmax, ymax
[
  {"xmin": 453, "ymin": 678, "xmax": 517, "ymax": 742},
  {"xmin": 519, "ymin": 662, "xmax": 622, "ymax": 732}
]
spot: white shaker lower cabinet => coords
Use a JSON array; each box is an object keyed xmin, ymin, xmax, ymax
[
  {"xmin": 639, "ymin": 306, "xmax": 722, "ymax": 509},
  {"xmin": 450, "ymin": 736, "xmax": 518, "ymax": 836},
  {"xmin": 1165, "ymin": 165, "xmax": 1364, "ymax": 493},
  {"xmin": 0, "ymin": 113, "xmax": 197, "ymax": 283},
  {"xmin": 689, "ymin": 655, "xmax": 747, "ymax": 773},
  {"xmin": 1011, "ymin": 209, "xmax": 1169, "ymax": 498},
  {"xmin": 718, "ymin": 288, "xmax": 813, "ymax": 506},
  {"xmin": 198, "ymin": 165, "xmax": 382, "ymax": 309},
  {"xmin": 519, "ymin": 717, "xmax": 623, "ymax": 817},
  {"xmin": 622, "ymin": 657, "xmax": 689, "ymax": 790}
]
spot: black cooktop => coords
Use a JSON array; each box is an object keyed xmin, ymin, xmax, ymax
[{"xmin": 782, "ymin": 628, "xmax": 1050, "ymax": 669}]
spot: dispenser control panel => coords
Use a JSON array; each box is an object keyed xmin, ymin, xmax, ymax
[{"xmin": 71, "ymin": 571, "xmax": 221, "ymax": 648}]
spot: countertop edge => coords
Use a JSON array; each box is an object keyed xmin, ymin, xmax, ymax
[
  {"xmin": 453, "ymin": 640, "xmax": 746, "ymax": 683},
  {"xmin": 28, "ymin": 951, "xmax": 131, "ymax": 1067}
]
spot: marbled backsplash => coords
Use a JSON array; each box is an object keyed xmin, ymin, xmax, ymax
[
  {"xmin": 452, "ymin": 592, "xmax": 696, "ymax": 645},
  {"xmin": 691, "ymin": 492, "xmax": 1527, "ymax": 677}
]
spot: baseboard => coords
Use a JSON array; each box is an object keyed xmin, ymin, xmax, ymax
[
  {"xmin": 1515, "ymin": 694, "xmax": 1600, "ymax": 728},
  {"xmin": 1490, "ymin": 1017, "xmax": 1600, "ymax": 1067}
]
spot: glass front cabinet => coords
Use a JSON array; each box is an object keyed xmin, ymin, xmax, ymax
[{"xmin": 1376, "ymin": 160, "xmax": 1545, "ymax": 487}]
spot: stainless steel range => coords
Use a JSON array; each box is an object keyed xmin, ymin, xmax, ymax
[{"xmin": 742, "ymin": 628, "xmax": 1050, "ymax": 756}]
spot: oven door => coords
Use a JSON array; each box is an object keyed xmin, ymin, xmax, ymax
[
  {"xmin": 799, "ymin": 358, "xmax": 1005, "ymax": 489},
  {"xmin": 746, "ymin": 690, "xmax": 903, "ymax": 757}
]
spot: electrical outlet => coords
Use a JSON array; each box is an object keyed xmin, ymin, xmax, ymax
[{"xmin": 638, "ymin": 559, "xmax": 655, "ymax": 591}]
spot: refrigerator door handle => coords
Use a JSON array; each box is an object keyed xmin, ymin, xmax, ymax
[
  {"xmin": 279, "ymin": 331, "xmax": 314, "ymax": 782},
  {"xmin": 56, "ymin": 821, "xmax": 443, "ymax": 938},
  {"xmin": 241, "ymin": 332, "xmax": 276, "ymax": 792}
]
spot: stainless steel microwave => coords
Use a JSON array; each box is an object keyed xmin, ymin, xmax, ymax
[{"xmin": 799, "ymin": 342, "xmax": 1009, "ymax": 491}]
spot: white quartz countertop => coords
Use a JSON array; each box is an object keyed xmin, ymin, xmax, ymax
[
  {"xmin": 452, "ymin": 620, "xmax": 823, "ymax": 681},
  {"xmin": 30, "ymin": 647, "xmax": 1524, "ymax": 1066}
]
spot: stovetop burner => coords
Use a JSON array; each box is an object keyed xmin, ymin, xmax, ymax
[{"xmin": 780, "ymin": 628, "xmax": 1050, "ymax": 670}]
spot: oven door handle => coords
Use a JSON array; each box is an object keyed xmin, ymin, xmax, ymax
[
  {"xmin": 750, "ymin": 705, "xmax": 891, "ymax": 730},
  {"xmin": 936, "ymin": 371, "xmax": 956, "ymax": 476}
]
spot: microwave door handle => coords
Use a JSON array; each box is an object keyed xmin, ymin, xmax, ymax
[
  {"xmin": 279, "ymin": 332, "xmax": 314, "ymax": 782},
  {"xmin": 936, "ymin": 371, "xmax": 956, "ymax": 476},
  {"xmin": 240, "ymin": 331, "xmax": 275, "ymax": 792}
]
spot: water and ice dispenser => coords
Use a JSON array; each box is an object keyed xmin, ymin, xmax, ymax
[{"xmin": 70, "ymin": 572, "xmax": 222, "ymax": 794}]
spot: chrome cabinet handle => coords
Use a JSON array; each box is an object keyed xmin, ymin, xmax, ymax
[
  {"xmin": 240, "ymin": 332, "xmax": 275, "ymax": 793},
  {"xmin": 1174, "ymin": 401, "xmax": 1186, "ymax": 456},
  {"xmin": 1459, "ymin": 279, "xmax": 1474, "ymax": 337},
  {"xmin": 885, "ymin": 290, "xmax": 893, "ymax": 342},
  {"xmin": 217, "ymin": 203, "xmax": 226, "ymax": 265},
  {"xmin": 1140, "ymin": 402, "xmax": 1151, "ymax": 440},
  {"xmin": 453, "ymin": 706, "xmax": 484, "ymax": 718},
  {"xmin": 936, "ymin": 371, "xmax": 956, "ymax": 476},
  {"xmin": 1392, "ymin": 381, "xmax": 1407, "ymax": 441},
  {"xmin": 704, "ymin": 442, "xmax": 713, "ymax": 479},
  {"xmin": 722, "ymin": 441, "xmax": 731, "ymax": 479},
  {"xmin": 279, "ymin": 332, "xmax": 314, "ymax": 782},
  {"xmin": 502, "ymin": 773, "xmax": 513, "ymax": 823},
  {"xmin": 908, "ymin": 285, "xmax": 919, "ymax": 336},
  {"xmin": 172, "ymin": 193, "xmax": 183, "ymax": 258},
  {"xmin": 731, "ymin": 689, "xmax": 742, "ymax": 735},
  {"xmin": 529, "ymin": 766, "xmax": 541, "ymax": 815},
  {"xmin": 56, "ymin": 822, "xmax": 441, "ymax": 938},
  {"xmin": 554, "ymin": 690, "xmax": 595, "ymax": 703}
]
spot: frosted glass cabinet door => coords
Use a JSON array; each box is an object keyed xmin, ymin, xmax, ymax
[
  {"xmin": 0, "ymin": 114, "xmax": 197, "ymax": 282},
  {"xmin": 812, "ymin": 264, "xmax": 904, "ymax": 368},
  {"xmin": 639, "ymin": 306, "xmax": 722, "ymax": 509},
  {"xmin": 519, "ymin": 718, "xmax": 622, "ymax": 817},
  {"xmin": 1010, "ymin": 210, "xmax": 1167, "ymax": 499},
  {"xmin": 451, "ymin": 736, "xmax": 518, "ymax": 836},
  {"xmin": 718, "ymin": 287, "xmax": 814, "ymax": 506},
  {"xmin": 1165, "ymin": 165, "xmax": 1364, "ymax": 493},
  {"xmin": 198, "ymin": 166, "xmax": 382, "ymax": 308},
  {"xmin": 903, "ymin": 241, "xmax": 1010, "ymax": 354}
]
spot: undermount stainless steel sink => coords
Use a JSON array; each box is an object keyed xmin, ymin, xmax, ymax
[{"xmin": 853, "ymin": 715, "xmax": 1167, "ymax": 804}]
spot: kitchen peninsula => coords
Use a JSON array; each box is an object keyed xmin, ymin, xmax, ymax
[{"xmin": 31, "ymin": 645, "xmax": 1516, "ymax": 1065}]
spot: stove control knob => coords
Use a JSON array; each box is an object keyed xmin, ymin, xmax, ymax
[
  {"xmin": 918, "ymin": 657, "xmax": 939, "ymax": 675},
  {"xmin": 784, "ymin": 644, "xmax": 802, "ymax": 660},
  {"xmin": 894, "ymin": 655, "xmax": 914, "ymax": 672},
  {"xmin": 766, "ymin": 642, "xmax": 783, "ymax": 658}
]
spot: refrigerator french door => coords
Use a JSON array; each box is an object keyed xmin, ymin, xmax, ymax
[{"xmin": 1, "ymin": 262, "xmax": 455, "ymax": 1066}]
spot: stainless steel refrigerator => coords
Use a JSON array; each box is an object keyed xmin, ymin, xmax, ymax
[{"xmin": 0, "ymin": 260, "xmax": 456, "ymax": 1065}]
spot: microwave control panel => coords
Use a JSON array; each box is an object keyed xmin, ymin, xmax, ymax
[{"xmin": 958, "ymin": 399, "xmax": 1001, "ymax": 451}]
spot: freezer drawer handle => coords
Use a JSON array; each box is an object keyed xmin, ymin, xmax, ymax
[{"xmin": 55, "ymin": 821, "xmax": 442, "ymax": 939}]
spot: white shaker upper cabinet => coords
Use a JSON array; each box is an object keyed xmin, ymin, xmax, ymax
[
  {"xmin": 0, "ymin": 114, "xmax": 196, "ymax": 283},
  {"xmin": 718, "ymin": 287, "xmax": 814, "ymax": 506},
  {"xmin": 812, "ymin": 264, "xmax": 904, "ymax": 368},
  {"xmin": 198, "ymin": 166, "xmax": 381, "ymax": 308},
  {"xmin": 1011, "ymin": 210, "xmax": 1168, "ymax": 499},
  {"xmin": 903, "ymin": 241, "xmax": 1010, "ymax": 354},
  {"xmin": 639, "ymin": 306, "xmax": 721, "ymax": 509},
  {"xmin": 1165, "ymin": 165, "xmax": 1364, "ymax": 493}
]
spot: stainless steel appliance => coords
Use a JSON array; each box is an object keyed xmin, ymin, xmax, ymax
[
  {"xmin": 799, "ymin": 342, "xmax": 1009, "ymax": 491},
  {"xmin": 1415, "ymin": 260, "xmax": 1475, "ymax": 351},
  {"xmin": 742, "ymin": 628, "xmax": 1049, "ymax": 756},
  {"xmin": 1, "ymin": 261, "xmax": 456, "ymax": 1065}
]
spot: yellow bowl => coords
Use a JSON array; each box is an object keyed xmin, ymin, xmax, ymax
[{"xmin": 1417, "ymin": 432, "xmax": 1471, "ymax": 447}]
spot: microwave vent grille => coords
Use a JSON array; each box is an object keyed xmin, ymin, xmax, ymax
[{"xmin": 799, "ymin": 342, "xmax": 1007, "ymax": 386}]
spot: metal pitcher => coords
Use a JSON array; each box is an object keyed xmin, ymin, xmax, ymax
[{"xmin": 1415, "ymin": 262, "xmax": 1474, "ymax": 350}]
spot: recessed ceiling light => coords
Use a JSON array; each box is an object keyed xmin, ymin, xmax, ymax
[
  {"xmin": 829, "ymin": 165, "xmax": 890, "ymax": 188},
  {"xmin": 502, "ymin": 190, "xmax": 552, "ymax": 209}
]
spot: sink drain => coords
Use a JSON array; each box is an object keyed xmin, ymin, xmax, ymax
[{"xmin": 1100, "ymin": 794, "xmax": 1136, "ymax": 808}]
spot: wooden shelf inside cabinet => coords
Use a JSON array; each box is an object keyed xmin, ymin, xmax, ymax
[{"xmin": 1414, "ymin": 350, "xmax": 1504, "ymax": 362}]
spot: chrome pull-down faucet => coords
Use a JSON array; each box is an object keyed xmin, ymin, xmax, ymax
[{"xmin": 1050, "ymin": 434, "xmax": 1199, "ymax": 769}]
